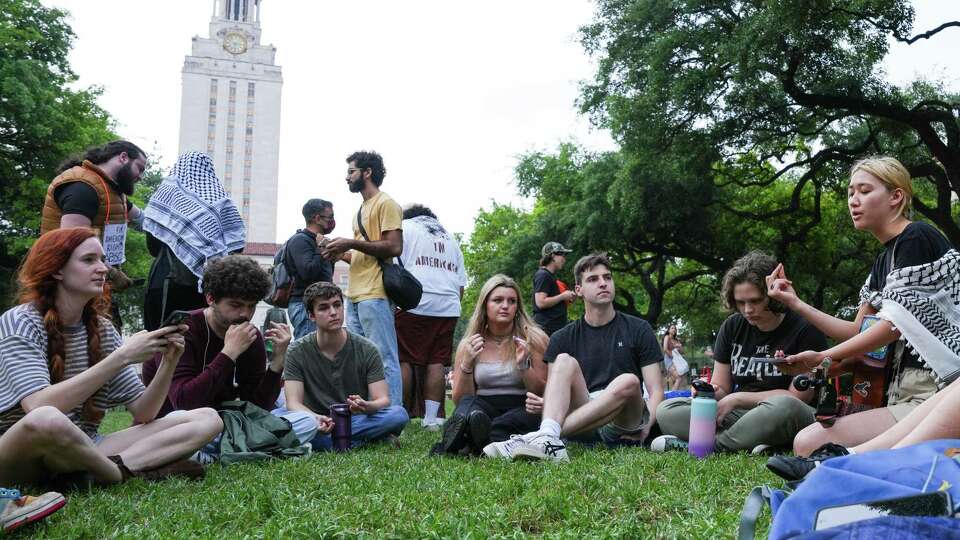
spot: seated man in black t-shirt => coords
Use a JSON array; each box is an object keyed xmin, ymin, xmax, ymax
[
  {"xmin": 484, "ymin": 253, "xmax": 664, "ymax": 462},
  {"xmin": 651, "ymin": 251, "xmax": 828, "ymax": 454}
]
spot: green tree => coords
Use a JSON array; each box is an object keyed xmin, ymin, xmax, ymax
[
  {"xmin": 0, "ymin": 0, "xmax": 116, "ymax": 299},
  {"xmin": 579, "ymin": 0, "xmax": 960, "ymax": 247},
  {"xmin": 464, "ymin": 140, "xmax": 875, "ymax": 348}
]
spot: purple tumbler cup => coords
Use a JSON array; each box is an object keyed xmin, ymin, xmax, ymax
[{"xmin": 330, "ymin": 403, "xmax": 352, "ymax": 451}]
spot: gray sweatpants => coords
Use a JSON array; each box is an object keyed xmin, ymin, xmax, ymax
[{"xmin": 656, "ymin": 394, "xmax": 815, "ymax": 452}]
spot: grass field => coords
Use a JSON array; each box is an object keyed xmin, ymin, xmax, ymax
[{"xmin": 24, "ymin": 411, "xmax": 777, "ymax": 539}]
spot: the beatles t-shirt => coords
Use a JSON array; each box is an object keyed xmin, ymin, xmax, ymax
[{"xmin": 713, "ymin": 310, "xmax": 828, "ymax": 392}]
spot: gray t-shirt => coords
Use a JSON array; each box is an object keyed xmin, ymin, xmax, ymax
[
  {"xmin": 283, "ymin": 331, "xmax": 384, "ymax": 414},
  {"xmin": 0, "ymin": 304, "xmax": 144, "ymax": 438}
]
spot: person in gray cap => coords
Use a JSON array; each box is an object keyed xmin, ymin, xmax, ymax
[{"xmin": 532, "ymin": 241, "xmax": 576, "ymax": 336}]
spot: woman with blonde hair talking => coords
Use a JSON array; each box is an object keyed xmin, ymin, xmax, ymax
[
  {"xmin": 765, "ymin": 156, "xmax": 959, "ymax": 480},
  {"xmin": 432, "ymin": 274, "xmax": 549, "ymax": 456}
]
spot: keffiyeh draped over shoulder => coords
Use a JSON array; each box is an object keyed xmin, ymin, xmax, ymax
[
  {"xmin": 860, "ymin": 249, "xmax": 960, "ymax": 386},
  {"xmin": 143, "ymin": 152, "xmax": 246, "ymax": 289}
]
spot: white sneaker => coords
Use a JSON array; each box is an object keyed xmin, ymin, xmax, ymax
[
  {"xmin": 512, "ymin": 433, "xmax": 569, "ymax": 463},
  {"xmin": 649, "ymin": 435, "xmax": 689, "ymax": 453},
  {"xmin": 750, "ymin": 444, "xmax": 774, "ymax": 455},
  {"xmin": 482, "ymin": 434, "xmax": 530, "ymax": 460}
]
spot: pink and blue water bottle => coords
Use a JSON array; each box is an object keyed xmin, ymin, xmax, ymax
[{"xmin": 688, "ymin": 379, "xmax": 717, "ymax": 459}]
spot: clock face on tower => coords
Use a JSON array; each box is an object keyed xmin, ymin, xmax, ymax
[{"xmin": 223, "ymin": 32, "xmax": 247, "ymax": 55}]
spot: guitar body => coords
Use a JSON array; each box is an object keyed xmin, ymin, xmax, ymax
[{"xmin": 850, "ymin": 356, "xmax": 888, "ymax": 408}]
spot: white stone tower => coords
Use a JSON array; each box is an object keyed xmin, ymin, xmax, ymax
[{"xmin": 178, "ymin": 0, "xmax": 282, "ymax": 244}]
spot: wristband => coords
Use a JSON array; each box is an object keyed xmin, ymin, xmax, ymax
[{"xmin": 460, "ymin": 364, "xmax": 474, "ymax": 374}]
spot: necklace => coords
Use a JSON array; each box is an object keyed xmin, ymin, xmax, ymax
[{"xmin": 487, "ymin": 333, "xmax": 511, "ymax": 345}]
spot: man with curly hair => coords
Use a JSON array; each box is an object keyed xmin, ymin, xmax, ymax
[
  {"xmin": 142, "ymin": 255, "xmax": 318, "ymax": 460},
  {"xmin": 321, "ymin": 151, "xmax": 404, "ymax": 408},
  {"xmin": 651, "ymin": 251, "xmax": 827, "ymax": 455}
]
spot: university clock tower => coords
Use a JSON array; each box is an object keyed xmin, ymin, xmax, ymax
[{"xmin": 178, "ymin": 0, "xmax": 283, "ymax": 244}]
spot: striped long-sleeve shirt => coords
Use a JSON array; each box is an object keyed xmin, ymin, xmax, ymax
[{"xmin": 0, "ymin": 303, "xmax": 143, "ymax": 439}]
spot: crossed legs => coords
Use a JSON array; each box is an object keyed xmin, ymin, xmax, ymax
[{"xmin": 0, "ymin": 406, "xmax": 221, "ymax": 485}]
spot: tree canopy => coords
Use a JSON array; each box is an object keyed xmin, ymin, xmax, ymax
[{"xmin": 462, "ymin": 0, "xmax": 959, "ymax": 347}]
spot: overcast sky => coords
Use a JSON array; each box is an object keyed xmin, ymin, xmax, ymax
[{"xmin": 42, "ymin": 1, "xmax": 960, "ymax": 243}]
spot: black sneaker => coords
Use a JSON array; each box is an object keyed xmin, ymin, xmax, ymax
[
  {"xmin": 466, "ymin": 410, "xmax": 492, "ymax": 453},
  {"xmin": 438, "ymin": 413, "xmax": 469, "ymax": 454},
  {"xmin": 766, "ymin": 443, "xmax": 849, "ymax": 481}
]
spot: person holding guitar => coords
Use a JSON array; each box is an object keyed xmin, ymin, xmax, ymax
[{"xmin": 765, "ymin": 156, "xmax": 953, "ymax": 466}]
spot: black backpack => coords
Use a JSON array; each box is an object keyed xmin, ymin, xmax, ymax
[{"xmin": 264, "ymin": 236, "xmax": 298, "ymax": 307}]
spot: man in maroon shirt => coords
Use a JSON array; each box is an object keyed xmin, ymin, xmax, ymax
[{"xmin": 142, "ymin": 256, "xmax": 318, "ymax": 460}]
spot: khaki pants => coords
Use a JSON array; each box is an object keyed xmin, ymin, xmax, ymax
[
  {"xmin": 886, "ymin": 367, "xmax": 939, "ymax": 421},
  {"xmin": 656, "ymin": 394, "xmax": 815, "ymax": 452}
]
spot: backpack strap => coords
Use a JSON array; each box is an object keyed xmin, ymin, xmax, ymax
[
  {"xmin": 280, "ymin": 230, "xmax": 308, "ymax": 281},
  {"xmin": 738, "ymin": 486, "xmax": 772, "ymax": 540}
]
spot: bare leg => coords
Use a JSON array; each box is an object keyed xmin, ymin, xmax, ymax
[
  {"xmin": 96, "ymin": 408, "xmax": 222, "ymax": 471},
  {"xmin": 400, "ymin": 362, "xmax": 414, "ymax": 410},
  {"xmin": 424, "ymin": 364, "xmax": 446, "ymax": 404},
  {"xmin": 891, "ymin": 382, "xmax": 960, "ymax": 449},
  {"xmin": 793, "ymin": 407, "xmax": 897, "ymax": 456},
  {"xmin": 0, "ymin": 407, "xmax": 121, "ymax": 485},
  {"xmin": 540, "ymin": 354, "xmax": 592, "ymax": 428},
  {"xmin": 562, "ymin": 373, "xmax": 642, "ymax": 436},
  {"xmin": 851, "ymin": 382, "xmax": 953, "ymax": 453}
]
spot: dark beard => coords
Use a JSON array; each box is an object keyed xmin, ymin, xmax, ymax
[
  {"xmin": 348, "ymin": 177, "xmax": 365, "ymax": 193},
  {"xmin": 113, "ymin": 162, "xmax": 137, "ymax": 195}
]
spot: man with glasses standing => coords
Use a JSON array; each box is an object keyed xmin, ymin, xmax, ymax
[
  {"xmin": 320, "ymin": 152, "xmax": 404, "ymax": 407},
  {"xmin": 285, "ymin": 199, "xmax": 336, "ymax": 339}
]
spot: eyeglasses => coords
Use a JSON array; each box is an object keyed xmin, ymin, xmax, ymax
[
  {"xmin": 347, "ymin": 167, "xmax": 366, "ymax": 175},
  {"xmin": 318, "ymin": 214, "xmax": 335, "ymax": 221}
]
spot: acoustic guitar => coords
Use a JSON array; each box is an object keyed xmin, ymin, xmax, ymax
[{"xmin": 845, "ymin": 315, "xmax": 890, "ymax": 412}]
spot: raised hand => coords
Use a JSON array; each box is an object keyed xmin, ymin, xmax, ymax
[
  {"xmin": 222, "ymin": 322, "xmax": 258, "ymax": 361},
  {"xmin": 513, "ymin": 336, "xmax": 529, "ymax": 368},
  {"xmin": 465, "ymin": 334, "xmax": 484, "ymax": 367},
  {"xmin": 264, "ymin": 322, "xmax": 292, "ymax": 355},
  {"xmin": 766, "ymin": 263, "xmax": 799, "ymax": 307}
]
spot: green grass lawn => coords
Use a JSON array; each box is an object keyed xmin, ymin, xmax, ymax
[{"xmin": 27, "ymin": 411, "xmax": 777, "ymax": 539}]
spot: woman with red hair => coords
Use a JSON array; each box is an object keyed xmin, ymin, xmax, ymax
[{"xmin": 0, "ymin": 228, "xmax": 223, "ymax": 488}]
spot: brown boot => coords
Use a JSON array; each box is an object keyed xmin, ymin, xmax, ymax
[{"xmin": 108, "ymin": 456, "xmax": 205, "ymax": 482}]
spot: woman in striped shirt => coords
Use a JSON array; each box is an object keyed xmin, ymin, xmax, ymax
[{"xmin": 0, "ymin": 228, "xmax": 223, "ymax": 486}]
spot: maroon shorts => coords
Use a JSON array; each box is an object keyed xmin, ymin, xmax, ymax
[{"xmin": 395, "ymin": 311, "xmax": 458, "ymax": 366}]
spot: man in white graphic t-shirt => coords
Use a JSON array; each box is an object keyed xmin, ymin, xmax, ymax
[{"xmin": 395, "ymin": 204, "xmax": 466, "ymax": 429}]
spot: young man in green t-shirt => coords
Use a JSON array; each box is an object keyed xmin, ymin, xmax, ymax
[{"xmin": 280, "ymin": 282, "xmax": 409, "ymax": 450}]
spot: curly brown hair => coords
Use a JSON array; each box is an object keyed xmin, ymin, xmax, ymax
[
  {"xmin": 720, "ymin": 251, "xmax": 785, "ymax": 314},
  {"xmin": 202, "ymin": 255, "xmax": 270, "ymax": 302}
]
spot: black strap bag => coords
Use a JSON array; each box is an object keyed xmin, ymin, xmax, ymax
[{"xmin": 356, "ymin": 207, "xmax": 423, "ymax": 310}]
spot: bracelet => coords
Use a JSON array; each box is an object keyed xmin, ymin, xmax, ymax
[{"xmin": 460, "ymin": 364, "xmax": 475, "ymax": 374}]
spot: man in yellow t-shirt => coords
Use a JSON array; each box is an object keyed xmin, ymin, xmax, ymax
[{"xmin": 321, "ymin": 151, "xmax": 404, "ymax": 407}]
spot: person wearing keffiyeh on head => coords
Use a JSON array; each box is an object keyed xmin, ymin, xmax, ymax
[{"xmin": 141, "ymin": 152, "xmax": 246, "ymax": 330}]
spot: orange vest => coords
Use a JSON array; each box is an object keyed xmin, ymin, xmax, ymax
[{"xmin": 40, "ymin": 161, "xmax": 127, "ymax": 236}]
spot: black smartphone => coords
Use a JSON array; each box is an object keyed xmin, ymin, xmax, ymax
[
  {"xmin": 161, "ymin": 310, "xmax": 192, "ymax": 328},
  {"xmin": 814, "ymin": 491, "xmax": 952, "ymax": 530}
]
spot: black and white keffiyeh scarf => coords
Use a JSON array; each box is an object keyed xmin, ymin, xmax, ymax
[
  {"xmin": 143, "ymin": 152, "xmax": 246, "ymax": 289},
  {"xmin": 860, "ymin": 249, "xmax": 960, "ymax": 386}
]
